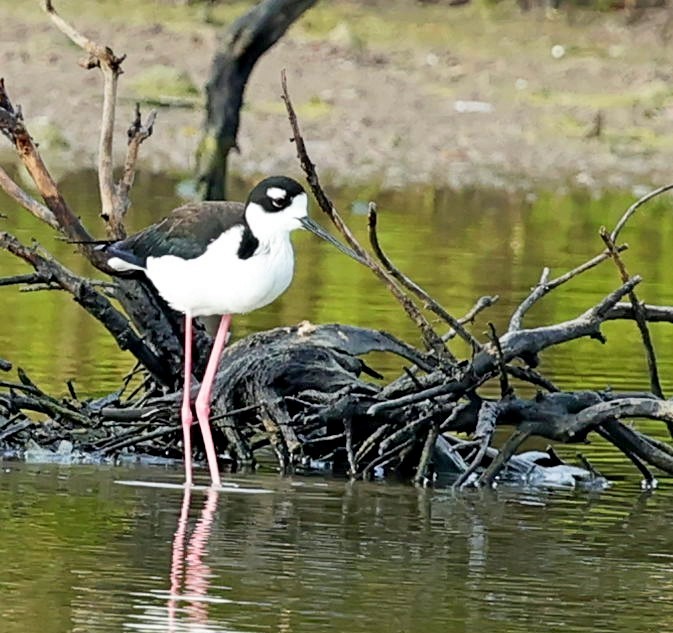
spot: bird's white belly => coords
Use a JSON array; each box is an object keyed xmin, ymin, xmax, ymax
[{"xmin": 145, "ymin": 231, "xmax": 295, "ymax": 317}]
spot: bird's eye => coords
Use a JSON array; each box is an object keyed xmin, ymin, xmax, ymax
[{"xmin": 271, "ymin": 197, "xmax": 286, "ymax": 208}]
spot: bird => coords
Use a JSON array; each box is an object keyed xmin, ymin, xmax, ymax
[{"xmin": 103, "ymin": 176, "xmax": 364, "ymax": 488}]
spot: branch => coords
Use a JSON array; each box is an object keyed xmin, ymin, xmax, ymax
[
  {"xmin": 444, "ymin": 295, "xmax": 498, "ymax": 341},
  {"xmin": 368, "ymin": 203, "xmax": 479, "ymax": 352},
  {"xmin": 453, "ymin": 400, "xmax": 498, "ymax": 488},
  {"xmin": 116, "ymin": 105, "xmax": 157, "ymax": 230},
  {"xmin": 600, "ymin": 227, "xmax": 664, "ymax": 403},
  {"xmin": 0, "ymin": 165, "xmax": 58, "ymax": 229},
  {"xmin": 508, "ymin": 267, "xmax": 549, "ymax": 332},
  {"xmin": 478, "ymin": 425, "xmax": 533, "ymax": 486},
  {"xmin": 42, "ymin": 0, "xmax": 127, "ymax": 237},
  {"xmin": 508, "ymin": 244, "xmax": 628, "ymax": 333},
  {"xmin": 0, "ymin": 231, "xmax": 171, "ymax": 384},
  {"xmin": 0, "ymin": 273, "xmax": 45, "ymax": 288},
  {"xmin": 611, "ymin": 182, "xmax": 673, "ymax": 242},
  {"xmin": 0, "ymin": 80, "xmax": 94, "ymax": 246},
  {"xmin": 369, "ymin": 276, "xmax": 640, "ymax": 415},
  {"xmin": 281, "ymin": 72, "xmax": 448, "ymax": 358}
]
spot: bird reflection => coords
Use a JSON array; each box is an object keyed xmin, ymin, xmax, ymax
[{"xmin": 168, "ymin": 486, "xmax": 220, "ymax": 631}]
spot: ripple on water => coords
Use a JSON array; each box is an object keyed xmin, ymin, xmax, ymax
[{"xmin": 3, "ymin": 465, "xmax": 673, "ymax": 632}]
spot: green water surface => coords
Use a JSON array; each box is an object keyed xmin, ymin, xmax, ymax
[{"xmin": 3, "ymin": 173, "xmax": 673, "ymax": 632}]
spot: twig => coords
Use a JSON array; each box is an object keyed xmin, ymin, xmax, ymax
[
  {"xmin": 114, "ymin": 105, "xmax": 158, "ymax": 237},
  {"xmin": 487, "ymin": 323, "xmax": 512, "ymax": 399},
  {"xmin": 0, "ymin": 419, "xmax": 32, "ymax": 443},
  {"xmin": 600, "ymin": 419, "xmax": 673, "ymax": 475},
  {"xmin": 379, "ymin": 417, "xmax": 432, "ymax": 454},
  {"xmin": 0, "ymin": 232, "xmax": 170, "ymax": 383},
  {"xmin": 444, "ymin": 295, "xmax": 499, "ymax": 341},
  {"xmin": 368, "ymin": 203, "xmax": 477, "ymax": 353},
  {"xmin": 600, "ymin": 227, "xmax": 665, "ymax": 407},
  {"xmin": 97, "ymin": 424, "xmax": 179, "ymax": 455},
  {"xmin": 453, "ymin": 400, "xmax": 498, "ymax": 488},
  {"xmin": 0, "ymin": 166, "xmax": 58, "ymax": 229},
  {"xmin": 478, "ymin": 425, "xmax": 533, "ymax": 486},
  {"xmin": 0, "ymin": 273, "xmax": 45, "ymax": 287},
  {"xmin": 611, "ymin": 183, "xmax": 673, "ymax": 242},
  {"xmin": 597, "ymin": 426, "xmax": 655, "ymax": 486},
  {"xmin": 359, "ymin": 437, "xmax": 415, "ymax": 480},
  {"xmin": 575, "ymin": 452, "xmax": 604, "ymax": 480},
  {"xmin": 42, "ymin": 0, "xmax": 127, "ymax": 237},
  {"xmin": 545, "ymin": 245, "xmax": 628, "ymax": 291},
  {"xmin": 344, "ymin": 418, "xmax": 356, "ymax": 475},
  {"xmin": 506, "ymin": 365, "xmax": 559, "ymax": 392},
  {"xmin": 508, "ymin": 246, "xmax": 629, "ymax": 334},
  {"xmin": 353, "ymin": 424, "xmax": 390, "ymax": 464},
  {"xmin": 508, "ymin": 267, "xmax": 550, "ymax": 332},
  {"xmin": 370, "ymin": 276, "xmax": 639, "ymax": 417},
  {"xmin": 281, "ymin": 70, "xmax": 448, "ymax": 358},
  {"xmin": 414, "ymin": 421, "xmax": 439, "ymax": 486}
]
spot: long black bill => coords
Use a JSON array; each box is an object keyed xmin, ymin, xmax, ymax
[{"xmin": 299, "ymin": 217, "xmax": 367, "ymax": 265}]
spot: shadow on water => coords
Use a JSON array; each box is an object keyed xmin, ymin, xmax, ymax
[{"xmin": 3, "ymin": 464, "xmax": 673, "ymax": 632}]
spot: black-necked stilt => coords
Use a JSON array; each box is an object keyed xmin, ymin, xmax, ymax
[{"xmin": 104, "ymin": 176, "xmax": 362, "ymax": 487}]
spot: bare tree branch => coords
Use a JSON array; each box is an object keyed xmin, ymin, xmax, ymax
[
  {"xmin": 368, "ymin": 203, "xmax": 479, "ymax": 353},
  {"xmin": 611, "ymin": 182, "xmax": 673, "ymax": 242},
  {"xmin": 0, "ymin": 165, "xmax": 58, "ymax": 229},
  {"xmin": 0, "ymin": 232, "xmax": 170, "ymax": 384},
  {"xmin": 42, "ymin": 0, "xmax": 129, "ymax": 238},
  {"xmin": 281, "ymin": 71, "xmax": 448, "ymax": 358},
  {"xmin": 600, "ymin": 226, "xmax": 664, "ymax": 404}
]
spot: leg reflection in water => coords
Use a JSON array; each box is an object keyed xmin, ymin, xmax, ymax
[{"xmin": 168, "ymin": 486, "xmax": 220, "ymax": 631}]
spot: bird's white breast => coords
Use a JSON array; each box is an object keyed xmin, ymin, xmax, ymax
[{"xmin": 144, "ymin": 226, "xmax": 295, "ymax": 317}]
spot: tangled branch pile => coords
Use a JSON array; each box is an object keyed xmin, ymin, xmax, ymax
[{"xmin": 3, "ymin": 2, "xmax": 673, "ymax": 489}]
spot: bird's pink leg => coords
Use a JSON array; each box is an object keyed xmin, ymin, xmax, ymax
[
  {"xmin": 181, "ymin": 314, "xmax": 194, "ymax": 487},
  {"xmin": 194, "ymin": 313, "xmax": 231, "ymax": 488}
]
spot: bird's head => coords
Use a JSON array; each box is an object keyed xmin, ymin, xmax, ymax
[
  {"xmin": 245, "ymin": 176, "xmax": 308, "ymax": 237},
  {"xmin": 245, "ymin": 176, "xmax": 366, "ymax": 264}
]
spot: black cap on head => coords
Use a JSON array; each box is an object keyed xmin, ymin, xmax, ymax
[{"xmin": 247, "ymin": 176, "xmax": 306, "ymax": 213}]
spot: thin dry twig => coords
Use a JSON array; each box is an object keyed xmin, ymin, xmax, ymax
[
  {"xmin": 0, "ymin": 165, "xmax": 58, "ymax": 229},
  {"xmin": 368, "ymin": 203, "xmax": 478, "ymax": 354},
  {"xmin": 444, "ymin": 295, "xmax": 499, "ymax": 341},
  {"xmin": 115, "ymin": 104, "xmax": 158, "ymax": 235},
  {"xmin": 42, "ymin": 0, "xmax": 127, "ymax": 236},
  {"xmin": 281, "ymin": 70, "xmax": 448, "ymax": 358},
  {"xmin": 453, "ymin": 400, "xmax": 498, "ymax": 488},
  {"xmin": 508, "ymin": 267, "xmax": 550, "ymax": 332},
  {"xmin": 611, "ymin": 182, "xmax": 673, "ymax": 242},
  {"xmin": 414, "ymin": 421, "xmax": 439, "ymax": 486},
  {"xmin": 600, "ymin": 226, "xmax": 664, "ymax": 404}
]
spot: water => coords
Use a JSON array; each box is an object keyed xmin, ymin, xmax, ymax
[
  {"xmin": 1, "ymin": 463, "xmax": 673, "ymax": 633},
  {"xmin": 3, "ymin": 173, "xmax": 673, "ymax": 630},
  {"xmin": 3, "ymin": 173, "xmax": 673, "ymax": 396}
]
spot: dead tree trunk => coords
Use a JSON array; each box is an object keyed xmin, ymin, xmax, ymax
[{"xmin": 197, "ymin": 0, "xmax": 317, "ymax": 200}]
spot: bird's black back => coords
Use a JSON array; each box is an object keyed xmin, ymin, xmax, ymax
[{"xmin": 106, "ymin": 200, "xmax": 248, "ymax": 268}]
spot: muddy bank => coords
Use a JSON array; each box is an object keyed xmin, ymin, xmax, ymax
[{"xmin": 1, "ymin": 2, "xmax": 673, "ymax": 191}]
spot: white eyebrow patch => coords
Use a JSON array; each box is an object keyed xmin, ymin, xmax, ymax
[{"xmin": 266, "ymin": 187, "xmax": 287, "ymax": 201}]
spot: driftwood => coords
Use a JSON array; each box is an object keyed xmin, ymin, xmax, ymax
[{"xmin": 2, "ymin": 2, "xmax": 673, "ymax": 489}]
